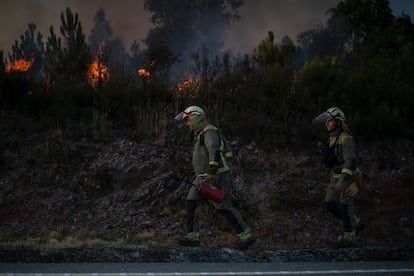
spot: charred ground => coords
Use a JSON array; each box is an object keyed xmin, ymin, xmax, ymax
[{"xmin": 0, "ymin": 118, "xmax": 414, "ymax": 262}]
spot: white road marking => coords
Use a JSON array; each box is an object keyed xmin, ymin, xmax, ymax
[{"xmin": 3, "ymin": 268, "xmax": 414, "ymax": 275}]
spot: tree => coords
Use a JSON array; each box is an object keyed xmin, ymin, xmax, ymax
[
  {"xmin": 327, "ymin": 0, "xmax": 394, "ymax": 58},
  {"xmin": 297, "ymin": 0, "xmax": 395, "ymax": 65},
  {"xmin": 45, "ymin": 7, "xmax": 91, "ymax": 81},
  {"xmin": 143, "ymin": 0, "xmax": 244, "ymax": 73},
  {"xmin": 297, "ymin": 26, "xmax": 339, "ymax": 64},
  {"xmin": 279, "ymin": 36, "xmax": 296, "ymax": 67},
  {"xmin": 145, "ymin": 40, "xmax": 175, "ymax": 79},
  {"xmin": 8, "ymin": 23, "xmax": 44, "ymax": 61},
  {"xmin": 7, "ymin": 23, "xmax": 45, "ymax": 80},
  {"xmin": 254, "ymin": 31, "xmax": 279, "ymax": 66},
  {"xmin": 88, "ymin": 8, "xmax": 113, "ymax": 54},
  {"xmin": 295, "ymin": 56, "xmax": 346, "ymax": 115},
  {"xmin": 88, "ymin": 9, "xmax": 132, "ymax": 74},
  {"xmin": 130, "ymin": 40, "xmax": 145, "ymax": 71},
  {"xmin": 254, "ymin": 31, "xmax": 296, "ymax": 67}
]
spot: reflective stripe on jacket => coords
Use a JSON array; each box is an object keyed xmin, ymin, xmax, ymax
[
  {"xmin": 328, "ymin": 131, "xmax": 358, "ymax": 183},
  {"xmin": 192, "ymin": 124, "xmax": 230, "ymax": 177}
]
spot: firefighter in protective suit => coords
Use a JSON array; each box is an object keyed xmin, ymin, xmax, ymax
[
  {"xmin": 314, "ymin": 107, "xmax": 364, "ymax": 247},
  {"xmin": 174, "ymin": 106, "xmax": 256, "ymax": 250}
]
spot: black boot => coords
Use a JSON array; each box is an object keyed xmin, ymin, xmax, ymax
[
  {"xmin": 177, "ymin": 232, "xmax": 200, "ymax": 247},
  {"xmin": 177, "ymin": 200, "xmax": 200, "ymax": 247},
  {"xmin": 234, "ymin": 228, "xmax": 256, "ymax": 250}
]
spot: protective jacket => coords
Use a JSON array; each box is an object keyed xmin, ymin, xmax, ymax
[
  {"xmin": 327, "ymin": 128, "xmax": 358, "ymax": 185},
  {"xmin": 192, "ymin": 123, "xmax": 230, "ymax": 178}
]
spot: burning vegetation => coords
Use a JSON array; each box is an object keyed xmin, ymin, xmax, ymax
[
  {"xmin": 177, "ymin": 75, "xmax": 200, "ymax": 98},
  {"xmin": 87, "ymin": 45, "xmax": 110, "ymax": 88},
  {"xmin": 5, "ymin": 58, "xmax": 34, "ymax": 73},
  {"xmin": 137, "ymin": 60, "xmax": 156, "ymax": 78},
  {"xmin": 138, "ymin": 68, "xmax": 150, "ymax": 77},
  {"xmin": 87, "ymin": 59, "xmax": 109, "ymax": 88}
]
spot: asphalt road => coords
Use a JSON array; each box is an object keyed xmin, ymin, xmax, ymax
[{"xmin": 2, "ymin": 261, "xmax": 414, "ymax": 275}]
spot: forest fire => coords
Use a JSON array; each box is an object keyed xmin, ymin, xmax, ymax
[
  {"xmin": 5, "ymin": 58, "xmax": 34, "ymax": 73},
  {"xmin": 87, "ymin": 59, "xmax": 109, "ymax": 87},
  {"xmin": 177, "ymin": 75, "xmax": 200, "ymax": 98},
  {"xmin": 137, "ymin": 60, "xmax": 155, "ymax": 78},
  {"xmin": 138, "ymin": 68, "xmax": 150, "ymax": 77}
]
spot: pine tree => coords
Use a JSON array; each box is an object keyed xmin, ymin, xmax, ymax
[
  {"xmin": 46, "ymin": 7, "xmax": 91, "ymax": 81},
  {"xmin": 88, "ymin": 8, "xmax": 113, "ymax": 54}
]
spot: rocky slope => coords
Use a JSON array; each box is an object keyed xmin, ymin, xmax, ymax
[{"xmin": 0, "ymin": 120, "xmax": 413, "ymax": 258}]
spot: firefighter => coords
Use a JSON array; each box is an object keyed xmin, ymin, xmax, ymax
[
  {"xmin": 314, "ymin": 107, "xmax": 364, "ymax": 247},
  {"xmin": 174, "ymin": 105, "xmax": 256, "ymax": 250}
]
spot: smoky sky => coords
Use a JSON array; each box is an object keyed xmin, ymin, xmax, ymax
[{"xmin": 1, "ymin": 0, "xmax": 413, "ymax": 57}]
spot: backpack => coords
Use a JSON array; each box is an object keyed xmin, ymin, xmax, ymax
[
  {"xmin": 199, "ymin": 126, "xmax": 233, "ymax": 160},
  {"xmin": 217, "ymin": 129, "xmax": 233, "ymax": 160}
]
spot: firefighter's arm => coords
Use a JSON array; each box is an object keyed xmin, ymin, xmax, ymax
[
  {"xmin": 341, "ymin": 136, "xmax": 359, "ymax": 197},
  {"xmin": 204, "ymin": 130, "xmax": 220, "ymax": 185},
  {"xmin": 339, "ymin": 137, "xmax": 357, "ymax": 184}
]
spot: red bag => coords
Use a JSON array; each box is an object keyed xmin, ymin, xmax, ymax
[{"xmin": 197, "ymin": 180, "xmax": 225, "ymax": 203}]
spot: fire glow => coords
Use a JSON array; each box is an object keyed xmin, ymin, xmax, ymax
[
  {"xmin": 5, "ymin": 58, "xmax": 34, "ymax": 73},
  {"xmin": 138, "ymin": 68, "xmax": 150, "ymax": 77},
  {"xmin": 177, "ymin": 75, "xmax": 200, "ymax": 98},
  {"xmin": 87, "ymin": 59, "xmax": 109, "ymax": 87}
]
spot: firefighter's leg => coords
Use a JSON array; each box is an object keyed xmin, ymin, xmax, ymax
[
  {"xmin": 325, "ymin": 201, "xmax": 342, "ymax": 220},
  {"xmin": 325, "ymin": 179, "xmax": 342, "ymax": 220},
  {"xmin": 178, "ymin": 185, "xmax": 200, "ymax": 246}
]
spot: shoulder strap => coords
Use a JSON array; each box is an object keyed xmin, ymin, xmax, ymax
[
  {"xmin": 328, "ymin": 131, "xmax": 342, "ymax": 146},
  {"xmin": 196, "ymin": 124, "xmax": 218, "ymax": 145}
]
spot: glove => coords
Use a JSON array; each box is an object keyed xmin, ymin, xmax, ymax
[
  {"xmin": 355, "ymin": 175, "xmax": 364, "ymax": 189},
  {"xmin": 206, "ymin": 164, "xmax": 218, "ymax": 187},
  {"xmin": 345, "ymin": 182, "xmax": 359, "ymax": 198},
  {"xmin": 205, "ymin": 173, "xmax": 218, "ymax": 187}
]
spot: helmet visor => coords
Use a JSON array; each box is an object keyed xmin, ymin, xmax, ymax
[
  {"xmin": 313, "ymin": 111, "xmax": 333, "ymax": 123},
  {"xmin": 174, "ymin": 111, "xmax": 193, "ymax": 121},
  {"xmin": 174, "ymin": 111, "xmax": 185, "ymax": 120}
]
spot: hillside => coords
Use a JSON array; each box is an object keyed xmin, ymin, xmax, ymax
[{"xmin": 0, "ymin": 118, "xmax": 413, "ymax": 253}]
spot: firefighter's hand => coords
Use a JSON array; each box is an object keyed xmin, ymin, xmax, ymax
[
  {"xmin": 334, "ymin": 181, "xmax": 345, "ymax": 192},
  {"xmin": 345, "ymin": 182, "xmax": 359, "ymax": 198},
  {"xmin": 205, "ymin": 174, "xmax": 218, "ymax": 187}
]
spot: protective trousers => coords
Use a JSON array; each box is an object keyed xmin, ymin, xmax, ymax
[
  {"xmin": 325, "ymin": 177, "xmax": 357, "ymax": 232},
  {"xmin": 184, "ymin": 199, "xmax": 247, "ymax": 234},
  {"xmin": 325, "ymin": 201, "xmax": 354, "ymax": 232}
]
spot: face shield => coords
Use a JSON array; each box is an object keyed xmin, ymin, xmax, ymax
[
  {"xmin": 174, "ymin": 111, "xmax": 185, "ymax": 121},
  {"xmin": 174, "ymin": 110, "xmax": 196, "ymax": 128},
  {"xmin": 313, "ymin": 111, "xmax": 333, "ymax": 123}
]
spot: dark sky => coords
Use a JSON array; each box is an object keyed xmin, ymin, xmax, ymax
[{"xmin": 1, "ymin": 0, "xmax": 413, "ymax": 57}]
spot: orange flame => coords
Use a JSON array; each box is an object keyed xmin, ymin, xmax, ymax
[
  {"xmin": 177, "ymin": 75, "xmax": 200, "ymax": 98},
  {"xmin": 5, "ymin": 58, "xmax": 34, "ymax": 73},
  {"xmin": 138, "ymin": 68, "xmax": 150, "ymax": 77},
  {"xmin": 87, "ymin": 59, "xmax": 109, "ymax": 87},
  {"xmin": 137, "ymin": 60, "xmax": 156, "ymax": 78},
  {"xmin": 178, "ymin": 76, "xmax": 193, "ymax": 91}
]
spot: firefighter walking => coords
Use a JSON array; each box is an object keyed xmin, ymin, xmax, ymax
[
  {"xmin": 314, "ymin": 107, "xmax": 364, "ymax": 247},
  {"xmin": 174, "ymin": 105, "xmax": 256, "ymax": 250}
]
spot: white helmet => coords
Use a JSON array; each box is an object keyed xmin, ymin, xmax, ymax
[
  {"xmin": 174, "ymin": 105, "xmax": 205, "ymax": 120},
  {"xmin": 314, "ymin": 107, "xmax": 345, "ymax": 123}
]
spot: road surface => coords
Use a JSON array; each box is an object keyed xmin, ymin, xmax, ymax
[{"xmin": 2, "ymin": 261, "xmax": 414, "ymax": 275}]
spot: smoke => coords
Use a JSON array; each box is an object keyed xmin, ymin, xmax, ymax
[
  {"xmin": 224, "ymin": 0, "xmax": 341, "ymax": 54},
  {"xmin": 1, "ymin": 0, "xmax": 413, "ymax": 58},
  {"xmin": 0, "ymin": 0, "xmax": 152, "ymax": 55}
]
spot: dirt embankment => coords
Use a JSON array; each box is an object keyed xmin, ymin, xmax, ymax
[{"xmin": 0, "ymin": 125, "xmax": 413, "ymax": 259}]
